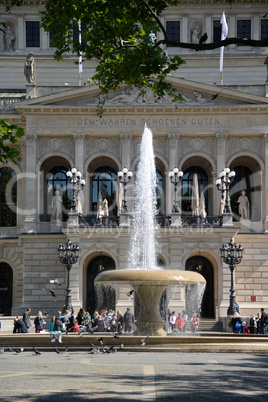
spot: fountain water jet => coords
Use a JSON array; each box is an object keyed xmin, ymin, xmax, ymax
[{"xmin": 95, "ymin": 125, "xmax": 206, "ymax": 335}]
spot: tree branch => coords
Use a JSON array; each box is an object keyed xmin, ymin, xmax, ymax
[{"xmin": 139, "ymin": 0, "xmax": 169, "ymax": 41}]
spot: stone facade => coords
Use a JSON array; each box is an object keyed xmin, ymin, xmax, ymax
[{"xmin": 1, "ymin": 1, "xmax": 268, "ymax": 324}]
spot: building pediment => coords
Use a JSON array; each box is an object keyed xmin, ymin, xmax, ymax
[{"xmin": 16, "ymin": 77, "xmax": 268, "ymax": 111}]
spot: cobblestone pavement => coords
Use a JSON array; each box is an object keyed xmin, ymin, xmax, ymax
[{"xmin": 0, "ymin": 351, "xmax": 268, "ymax": 401}]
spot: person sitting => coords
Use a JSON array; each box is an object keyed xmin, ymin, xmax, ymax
[{"xmin": 13, "ymin": 316, "xmax": 27, "ymax": 333}]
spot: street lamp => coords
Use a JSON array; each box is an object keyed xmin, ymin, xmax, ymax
[
  {"xmin": 58, "ymin": 238, "xmax": 80, "ymax": 312},
  {"xmin": 169, "ymin": 167, "xmax": 183, "ymax": 213},
  {"xmin": 220, "ymin": 238, "xmax": 243, "ymax": 316},
  {"xmin": 66, "ymin": 167, "xmax": 85, "ymax": 213},
  {"xmin": 216, "ymin": 168, "xmax": 236, "ymax": 213},
  {"xmin": 118, "ymin": 167, "xmax": 132, "ymax": 212}
]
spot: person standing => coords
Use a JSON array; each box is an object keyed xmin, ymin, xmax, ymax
[
  {"xmin": 123, "ymin": 307, "xmax": 135, "ymax": 332},
  {"xmin": 34, "ymin": 311, "xmax": 44, "ymax": 333},
  {"xmin": 175, "ymin": 313, "xmax": 184, "ymax": 333},
  {"xmin": 22, "ymin": 307, "xmax": 31, "ymax": 333},
  {"xmin": 191, "ymin": 313, "xmax": 199, "ymax": 334},
  {"xmin": 182, "ymin": 310, "xmax": 188, "ymax": 333},
  {"xmin": 260, "ymin": 308, "xmax": 267, "ymax": 334}
]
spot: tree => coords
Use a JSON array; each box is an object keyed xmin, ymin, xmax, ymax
[
  {"xmin": 7, "ymin": 1, "xmax": 268, "ymax": 109},
  {"xmin": 0, "ymin": 120, "xmax": 24, "ymax": 165}
]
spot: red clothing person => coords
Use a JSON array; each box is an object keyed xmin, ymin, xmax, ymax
[
  {"xmin": 175, "ymin": 314, "xmax": 184, "ymax": 332},
  {"xmin": 73, "ymin": 319, "xmax": 80, "ymax": 333},
  {"xmin": 191, "ymin": 314, "xmax": 199, "ymax": 333}
]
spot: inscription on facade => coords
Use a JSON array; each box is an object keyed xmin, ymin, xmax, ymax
[{"xmin": 77, "ymin": 117, "xmax": 221, "ymax": 127}]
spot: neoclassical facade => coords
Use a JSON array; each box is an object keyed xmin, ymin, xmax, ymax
[{"xmin": 1, "ymin": 1, "xmax": 268, "ymax": 326}]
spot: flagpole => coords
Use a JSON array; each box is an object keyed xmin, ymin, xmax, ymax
[
  {"xmin": 220, "ymin": 11, "xmax": 228, "ymax": 86},
  {"xmin": 78, "ymin": 20, "xmax": 82, "ymax": 86}
]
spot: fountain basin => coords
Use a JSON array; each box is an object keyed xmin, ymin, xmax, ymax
[{"xmin": 95, "ymin": 269, "xmax": 206, "ymax": 336}]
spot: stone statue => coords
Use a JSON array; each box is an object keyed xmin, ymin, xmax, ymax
[
  {"xmin": 51, "ymin": 190, "xmax": 63, "ymax": 221},
  {"xmin": 191, "ymin": 25, "xmax": 201, "ymax": 44},
  {"xmin": 4, "ymin": 26, "xmax": 16, "ymax": 51},
  {"xmin": 76, "ymin": 194, "xmax": 83, "ymax": 214},
  {"xmin": 24, "ymin": 52, "xmax": 36, "ymax": 84},
  {"xmin": 238, "ymin": 190, "xmax": 250, "ymax": 219},
  {"xmin": 103, "ymin": 198, "xmax": 109, "ymax": 216}
]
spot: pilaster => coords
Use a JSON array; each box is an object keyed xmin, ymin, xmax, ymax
[
  {"xmin": 167, "ymin": 134, "xmax": 180, "ymax": 214},
  {"xmin": 24, "ymin": 134, "xmax": 37, "ymax": 233}
]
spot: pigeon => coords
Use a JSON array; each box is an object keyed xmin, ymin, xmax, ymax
[
  {"xmin": 211, "ymin": 90, "xmax": 222, "ymax": 101},
  {"xmin": 89, "ymin": 342, "xmax": 96, "ymax": 348},
  {"xmin": 113, "ymin": 334, "xmax": 120, "ymax": 340},
  {"xmin": 141, "ymin": 335, "xmax": 149, "ymax": 346},
  {"xmin": 49, "ymin": 279, "xmax": 61, "ymax": 286},
  {"xmin": 55, "ymin": 348, "xmax": 61, "ymax": 354},
  {"xmin": 0, "ymin": 348, "xmax": 5, "ymax": 354},
  {"xmin": 199, "ymin": 33, "xmax": 208, "ymax": 44},
  {"xmin": 33, "ymin": 347, "xmax": 41, "ymax": 355},
  {"xmin": 88, "ymin": 325, "xmax": 98, "ymax": 334},
  {"xmin": 63, "ymin": 346, "xmax": 69, "ymax": 353},
  {"xmin": 8, "ymin": 347, "xmax": 13, "ymax": 352},
  {"xmin": 14, "ymin": 346, "xmax": 23, "ymax": 354},
  {"xmin": 51, "ymin": 335, "xmax": 56, "ymax": 343},
  {"xmin": 120, "ymin": 342, "xmax": 124, "ymax": 349},
  {"xmin": 97, "ymin": 337, "xmax": 104, "ymax": 345},
  {"xmin": 127, "ymin": 290, "xmax": 135, "ymax": 299},
  {"xmin": 49, "ymin": 289, "xmax": 56, "ymax": 298}
]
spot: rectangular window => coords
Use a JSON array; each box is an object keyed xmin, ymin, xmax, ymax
[
  {"xmin": 213, "ymin": 20, "xmax": 222, "ymax": 43},
  {"xmin": 261, "ymin": 19, "xmax": 268, "ymax": 40},
  {"xmin": 26, "ymin": 21, "xmax": 40, "ymax": 47},
  {"xmin": 166, "ymin": 21, "xmax": 180, "ymax": 47},
  {"xmin": 237, "ymin": 20, "xmax": 251, "ymax": 46},
  {"xmin": 49, "ymin": 25, "xmax": 62, "ymax": 47}
]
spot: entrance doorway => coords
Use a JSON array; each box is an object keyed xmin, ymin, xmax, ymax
[
  {"xmin": 87, "ymin": 255, "xmax": 115, "ymax": 315},
  {"xmin": 0, "ymin": 262, "xmax": 13, "ymax": 315},
  {"xmin": 185, "ymin": 256, "xmax": 214, "ymax": 318}
]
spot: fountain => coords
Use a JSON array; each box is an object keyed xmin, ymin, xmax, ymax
[{"xmin": 95, "ymin": 126, "xmax": 206, "ymax": 335}]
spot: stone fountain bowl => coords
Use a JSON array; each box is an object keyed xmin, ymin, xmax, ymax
[{"xmin": 95, "ymin": 269, "xmax": 206, "ymax": 336}]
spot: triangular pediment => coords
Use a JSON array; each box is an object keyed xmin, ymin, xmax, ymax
[{"xmin": 16, "ymin": 77, "xmax": 268, "ymax": 110}]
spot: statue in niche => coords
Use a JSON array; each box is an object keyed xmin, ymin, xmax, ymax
[
  {"xmin": 4, "ymin": 26, "xmax": 16, "ymax": 51},
  {"xmin": 51, "ymin": 190, "xmax": 63, "ymax": 221},
  {"xmin": 24, "ymin": 52, "xmax": 36, "ymax": 84},
  {"xmin": 103, "ymin": 198, "xmax": 109, "ymax": 216},
  {"xmin": 191, "ymin": 25, "xmax": 201, "ymax": 44},
  {"xmin": 237, "ymin": 190, "xmax": 250, "ymax": 220},
  {"xmin": 76, "ymin": 194, "xmax": 83, "ymax": 214}
]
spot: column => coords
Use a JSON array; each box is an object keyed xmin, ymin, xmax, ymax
[
  {"xmin": 167, "ymin": 134, "xmax": 180, "ymax": 215},
  {"xmin": 263, "ymin": 135, "xmax": 268, "ymax": 231},
  {"xmin": 24, "ymin": 134, "xmax": 37, "ymax": 233},
  {"xmin": 229, "ymin": 13, "xmax": 236, "ymax": 50},
  {"xmin": 181, "ymin": 14, "xmax": 188, "ymax": 44},
  {"xmin": 205, "ymin": 14, "xmax": 212, "ymax": 48},
  {"xmin": 17, "ymin": 14, "xmax": 24, "ymax": 51}
]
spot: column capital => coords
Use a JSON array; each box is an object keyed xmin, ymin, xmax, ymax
[
  {"xmin": 168, "ymin": 133, "xmax": 180, "ymax": 144},
  {"xmin": 25, "ymin": 134, "xmax": 37, "ymax": 143},
  {"xmin": 73, "ymin": 133, "xmax": 85, "ymax": 142},
  {"xmin": 120, "ymin": 134, "xmax": 132, "ymax": 142},
  {"xmin": 216, "ymin": 133, "xmax": 228, "ymax": 144}
]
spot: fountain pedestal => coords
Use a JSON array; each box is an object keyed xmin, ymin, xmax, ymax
[{"xmin": 95, "ymin": 269, "xmax": 206, "ymax": 336}]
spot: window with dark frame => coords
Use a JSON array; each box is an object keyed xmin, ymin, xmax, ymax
[
  {"xmin": 237, "ymin": 20, "xmax": 251, "ymax": 46},
  {"xmin": 166, "ymin": 21, "xmax": 180, "ymax": 47},
  {"xmin": 261, "ymin": 19, "xmax": 268, "ymax": 40},
  {"xmin": 213, "ymin": 20, "xmax": 222, "ymax": 43},
  {"xmin": 26, "ymin": 21, "xmax": 40, "ymax": 47}
]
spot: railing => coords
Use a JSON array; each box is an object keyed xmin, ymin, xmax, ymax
[
  {"xmin": 0, "ymin": 96, "xmax": 26, "ymax": 111},
  {"xmin": 79, "ymin": 214, "xmax": 222, "ymax": 228}
]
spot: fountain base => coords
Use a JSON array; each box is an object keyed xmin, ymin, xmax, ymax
[{"xmin": 95, "ymin": 269, "xmax": 206, "ymax": 336}]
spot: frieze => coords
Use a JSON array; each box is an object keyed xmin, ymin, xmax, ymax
[
  {"xmin": 37, "ymin": 137, "xmax": 74, "ymax": 159},
  {"xmin": 85, "ymin": 137, "xmax": 120, "ymax": 157},
  {"xmin": 228, "ymin": 137, "xmax": 263, "ymax": 158},
  {"xmin": 180, "ymin": 137, "xmax": 216, "ymax": 157}
]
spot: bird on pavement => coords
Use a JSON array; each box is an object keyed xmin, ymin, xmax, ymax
[
  {"xmin": 0, "ymin": 348, "xmax": 5, "ymax": 354},
  {"xmin": 33, "ymin": 347, "xmax": 41, "ymax": 355},
  {"xmin": 55, "ymin": 348, "xmax": 61, "ymax": 354},
  {"xmin": 141, "ymin": 336, "xmax": 149, "ymax": 346},
  {"xmin": 97, "ymin": 337, "xmax": 104, "ymax": 345}
]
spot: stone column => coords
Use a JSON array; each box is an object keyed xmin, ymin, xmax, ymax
[
  {"xmin": 167, "ymin": 134, "xmax": 180, "ymax": 215},
  {"xmin": 229, "ymin": 13, "xmax": 236, "ymax": 50},
  {"xmin": 205, "ymin": 14, "xmax": 212, "ymax": 51},
  {"xmin": 17, "ymin": 14, "xmax": 24, "ymax": 51},
  {"xmin": 263, "ymin": 135, "xmax": 268, "ymax": 231},
  {"xmin": 181, "ymin": 14, "xmax": 188, "ymax": 44},
  {"xmin": 24, "ymin": 134, "xmax": 37, "ymax": 233}
]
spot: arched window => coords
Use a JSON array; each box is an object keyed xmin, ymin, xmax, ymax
[
  {"xmin": 156, "ymin": 169, "xmax": 164, "ymax": 212},
  {"xmin": 92, "ymin": 167, "xmax": 117, "ymax": 215},
  {"xmin": 0, "ymin": 262, "xmax": 13, "ymax": 315},
  {"xmin": 230, "ymin": 165, "xmax": 252, "ymax": 220},
  {"xmin": 0, "ymin": 167, "xmax": 16, "ymax": 226},
  {"xmin": 181, "ymin": 167, "xmax": 208, "ymax": 214},
  {"xmin": 46, "ymin": 166, "xmax": 71, "ymax": 221}
]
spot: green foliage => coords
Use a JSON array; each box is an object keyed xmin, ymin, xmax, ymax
[{"xmin": 0, "ymin": 120, "xmax": 24, "ymax": 165}]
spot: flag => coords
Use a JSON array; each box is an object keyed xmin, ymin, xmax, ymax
[
  {"xmin": 220, "ymin": 12, "xmax": 228, "ymax": 73},
  {"xmin": 78, "ymin": 20, "xmax": 83, "ymax": 74}
]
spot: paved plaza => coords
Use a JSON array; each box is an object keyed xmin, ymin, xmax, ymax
[{"xmin": 1, "ymin": 351, "xmax": 268, "ymax": 401}]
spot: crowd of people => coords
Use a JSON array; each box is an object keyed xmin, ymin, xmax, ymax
[
  {"xmin": 231, "ymin": 308, "xmax": 268, "ymax": 334},
  {"xmin": 13, "ymin": 306, "xmax": 135, "ymax": 335},
  {"xmin": 165, "ymin": 310, "xmax": 199, "ymax": 334}
]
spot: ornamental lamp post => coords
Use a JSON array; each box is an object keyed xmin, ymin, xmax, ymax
[
  {"xmin": 216, "ymin": 168, "xmax": 236, "ymax": 213},
  {"xmin": 169, "ymin": 167, "xmax": 183, "ymax": 213},
  {"xmin": 220, "ymin": 238, "xmax": 243, "ymax": 316},
  {"xmin": 118, "ymin": 167, "xmax": 132, "ymax": 212},
  {"xmin": 66, "ymin": 167, "xmax": 85, "ymax": 213},
  {"xmin": 58, "ymin": 238, "xmax": 80, "ymax": 312}
]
